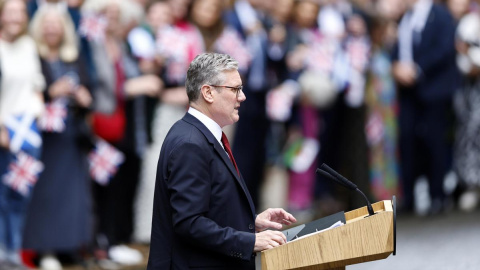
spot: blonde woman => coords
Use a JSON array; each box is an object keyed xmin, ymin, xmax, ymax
[
  {"xmin": 0, "ymin": 0, "xmax": 45, "ymax": 269},
  {"xmin": 22, "ymin": 6, "xmax": 93, "ymax": 270}
]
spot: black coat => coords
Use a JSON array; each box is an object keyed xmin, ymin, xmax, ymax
[
  {"xmin": 22, "ymin": 58, "xmax": 93, "ymax": 251},
  {"xmin": 392, "ymin": 4, "xmax": 459, "ymax": 103},
  {"xmin": 147, "ymin": 113, "xmax": 257, "ymax": 270}
]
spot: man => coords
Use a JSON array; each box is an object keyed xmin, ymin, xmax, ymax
[
  {"xmin": 147, "ymin": 53, "xmax": 296, "ymax": 270},
  {"xmin": 392, "ymin": 0, "xmax": 458, "ymax": 214}
]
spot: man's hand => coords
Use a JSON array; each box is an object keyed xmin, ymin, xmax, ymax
[
  {"xmin": 254, "ymin": 230, "xmax": 287, "ymax": 252},
  {"xmin": 392, "ymin": 61, "xmax": 417, "ymax": 87},
  {"xmin": 255, "ymin": 208, "xmax": 297, "ymax": 232}
]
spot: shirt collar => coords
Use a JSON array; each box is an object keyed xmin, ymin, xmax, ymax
[
  {"xmin": 188, "ymin": 107, "xmax": 223, "ymax": 147},
  {"xmin": 410, "ymin": 0, "xmax": 433, "ymax": 32},
  {"xmin": 413, "ymin": 0, "xmax": 433, "ymax": 11}
]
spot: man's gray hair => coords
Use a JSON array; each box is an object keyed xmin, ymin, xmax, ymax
[{"xmin": 186, "ymin": 53, "xmax": 239, "ymax": 102}]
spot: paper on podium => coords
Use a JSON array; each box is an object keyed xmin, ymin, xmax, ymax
[
  {"xmin": 282, "ymin": 211, "xmax": 346, "ymax": 242},
  {"xmin": 289, "ymin": 220, "xmax": 344, "ymax": 242},
  {"xmin": 282, "ymin": 224, "xmax": 305, "ymax": 242}
]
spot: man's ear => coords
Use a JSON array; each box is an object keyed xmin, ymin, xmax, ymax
[{"xmin": 201, "ymin": 85, "xmax": 214, "ymax": 104}]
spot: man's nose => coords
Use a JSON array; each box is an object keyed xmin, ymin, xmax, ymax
[{"xmin": 237, "ymin": 90, "xmax": 246, "ymax": 102}]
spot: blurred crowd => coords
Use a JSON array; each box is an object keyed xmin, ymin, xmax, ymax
[{"xmin": 0, "ymin": 0, "xmax": 479, "ymax": 269}]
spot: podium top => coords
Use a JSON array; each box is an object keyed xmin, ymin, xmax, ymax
[
  {"xmin": 257, "ymin": 199, "xmax": 396, "ymax": 270},
  {"xmin": 345, "ymin": 200, "xmax": 393, "ymax": 223}
]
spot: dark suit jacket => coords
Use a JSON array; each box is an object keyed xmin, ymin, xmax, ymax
[
  {"xmin": 392, "ymin": 4, "xmax": 459, "ymax": 103},
  {"xmin": 147, "ymin": 113, "xmax": 257, "ymax": 270}
]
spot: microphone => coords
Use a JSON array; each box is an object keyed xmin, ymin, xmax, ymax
[{"xmin": 316, "ymin": 163, "xmax": 375, "ymax": 216}]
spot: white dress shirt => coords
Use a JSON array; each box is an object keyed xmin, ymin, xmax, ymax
[
  {"xmin": 398, "ymin": 0, "xmax": 433, "ymax": 62},
  {"xmin": 188, "ymin": 107, "xmax": 224, "ymax": 150}
]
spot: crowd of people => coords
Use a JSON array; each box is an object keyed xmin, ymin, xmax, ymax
[{"xmin": 0, "ymin": 0, "xmax": 479, "ymax": 269}]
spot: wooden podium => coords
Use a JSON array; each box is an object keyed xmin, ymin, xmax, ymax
[{"xmin": 256, "ymin": 198, "xmax": 397, "ymax": 270}]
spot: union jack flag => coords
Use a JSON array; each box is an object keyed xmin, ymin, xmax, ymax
[
  {"xmin": 215, "ymin": 27, "xmax": 252, "ymax": 73},
  {"xmin": 2, "ymin": 151, "xmax": 44, "ymax": 196},
  {"xmin": 157, "ymin": 24, "xmax": 203, "ymax": 84},
  {"xmin": 306, "ymin": 33, "xmax": 338, "ymax": 75},
  {"xmin": 266, "ymin": 84, "xmax": 296, "ymax": 122},
  {"xmin": 157, "ymin": 26, "xmax": 189, "ymax": 84},
  {"xmin": 38, "ymin": 98, "xmax": 68, "ymax": 133},
  {"xmin": 345, "ymin": 36, "xmax": 370, "ymax": 72},
  {"xmin": 79, "ymin": 13, "xmax": 107, "ymax": 42},
  {"xmin": 157, "ymin": 26, "xmax": 188, "ymax": 59},
  {"xmin": 88, "ymin": 139, "xmax": 125, "ymax": 185}
]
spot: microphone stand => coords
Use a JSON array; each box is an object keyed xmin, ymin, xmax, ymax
[{"xmin": 316, "ymin": 164, "xmax": 375, "ymax": 217}]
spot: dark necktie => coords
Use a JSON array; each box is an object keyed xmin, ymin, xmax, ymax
[{"xmin": 221, "ymin": 132, "xmax": 239, "ymax": 176}]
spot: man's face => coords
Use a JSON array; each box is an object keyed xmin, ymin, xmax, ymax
[
  {"xmin": 210, "ymin": 70, "xmax": 246, "ymax": 127},
  {"xmin": 406, "ymin": 0, "xmax": 419, "ymax": 9}
]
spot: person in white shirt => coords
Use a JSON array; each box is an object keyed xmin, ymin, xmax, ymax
[{"xmin": 0, "ymin": 0, "xmax": 45, "ymax": 269}]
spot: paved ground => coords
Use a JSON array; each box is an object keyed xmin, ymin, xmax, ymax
[{"xmin": 350, "ymin": 209, "xmax": 480, "ymax": 270}]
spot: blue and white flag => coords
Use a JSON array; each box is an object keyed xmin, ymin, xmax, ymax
[{"xmin": 3, "ymin": 114, "xmax": 42, "ymax": 154}]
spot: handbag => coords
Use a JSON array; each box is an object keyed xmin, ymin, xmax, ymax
[
  {"xmin": 92, "ymin": 60, "xmax": 126, "ymax": 143},
  {"xmin": 92, "ymin": 106, "xmax": 126, "ymax": 143}
]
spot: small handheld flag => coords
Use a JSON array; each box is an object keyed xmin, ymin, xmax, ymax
[
  {"xmin": 2, "ymin": 151, "xmax": 44, "ymax": 196},
  {"xmin": 88, "ymin": 139, "xmax": 125, "ymax": 185},
  {"xmin": 3, "ymin": 114, "xmax": 42, "ymax": 154},
  {"xmin": 38, "ymin": 98, "xmax": 68, "ymax": 133}
]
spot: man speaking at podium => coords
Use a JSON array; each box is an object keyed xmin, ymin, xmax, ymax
[{"xmin": 147, "ymin": 53, "xmax": 297, "ymax": 270}]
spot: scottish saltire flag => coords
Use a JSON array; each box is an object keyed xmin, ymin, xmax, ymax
[
  {"xmin": 2, "ymin": 151, "xmax": 44, "ymax": 196},
  {"xmin": 88, "ymin": 139, "xmax": 125, "ymax": 185},
  {"xmin": 38, "ymin": 98, "xmax": 68, "ymax": 133},
  {"xmin": 4, "ymin": 114, "xmax": 42, "ymax": 154}
]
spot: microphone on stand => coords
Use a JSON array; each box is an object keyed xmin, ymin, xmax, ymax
[{"xmin": 316, "ymin": 163, "xmax": 375, "ymax": 217}]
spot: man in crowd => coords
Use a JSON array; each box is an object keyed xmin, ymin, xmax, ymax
[{"xmin": 392, "ymin": 0, "xmax": 458, "ymax": 214}]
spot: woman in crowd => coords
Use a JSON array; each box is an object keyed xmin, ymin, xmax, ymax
[
  {"xmin": 21, "ymin": 6, "xmax": 92, "ymax": 270},
  {"xmin": 134, "ymin": 0, "xmax": 197, "ymax": 243},
  {"xmin": 258, "ymin": 0, "xmax": 297, "ymax": 210},
  {"xmin": 453, "ymin": 2, "xmax": 480, "ymax": 211},
  {"xmin": 190, "ymin": 0, "xmax": 250, "ymax": 70},
  {"xmin": 132, "ymin": 0, "xmax": 173, "ymax": 244},
  {"xmin": 0, "ymin": 0, "xmax": 45, "ymax": 268},
  {"xmin": 333, "ymin": 9, "xmax": 372, "ymax": 209},
  {"xmin": 285, "ymin": 0, "xmax": 346, "ymax": 219},
  {"xmin": 86, "ymin": 0, "xmax": 162, "ymax": 265},
  {"xmin": 127, "ymin": 1, "xmax": 172, "ymax": 75},
  {"xmin": 364, "ymin": 14, "xmax": 399, "ymax": 201}
]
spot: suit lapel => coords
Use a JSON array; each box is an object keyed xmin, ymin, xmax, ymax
[
  {"xmin": 415, "ymin": 5, "xmax": 435, "ymax": 50},
  {"xmin": 182, "ymin": 113, "xmax": 256, "ymax": 216}
]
